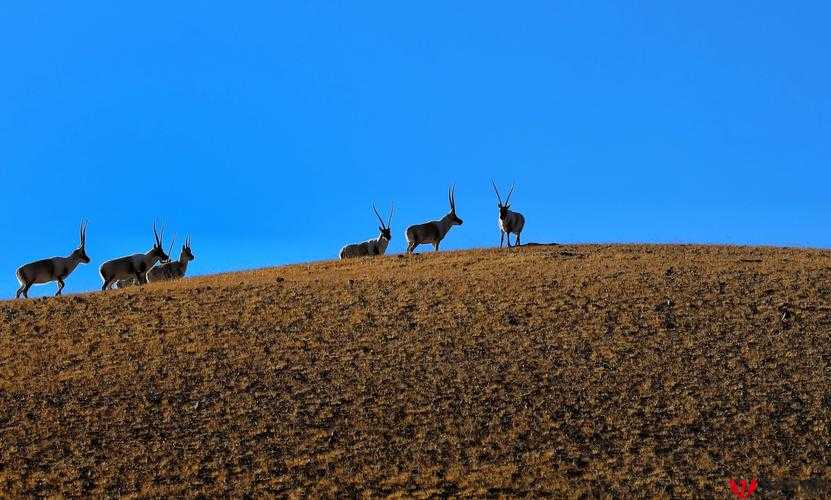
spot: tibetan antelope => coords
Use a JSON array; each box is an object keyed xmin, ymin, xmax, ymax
[
  {"xmin": 15, "ymin": 221, "xmax": 90, "ymax": 298},
  {"xmin": 114, "ymin": 236, "xmax": 177, "ymax": 288},
  {"xmin": 492, "ymin": 180, "xmax": 525, "ymax": 248},
  {"xmin": 340, "ymin": 204, "xmax": 394, "ymax": 259},
  {"xmin": 99, "ymin": 223, "xmax": 170, "ymax": 291},
  {"xmin": 147, "ymin": 235, "xmax": 195, "ymax": 282},
  {"xmin": 405, "ymin": 185, "xmax": 463, "ymax": 254}
]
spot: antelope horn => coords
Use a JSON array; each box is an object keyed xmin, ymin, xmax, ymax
[
  {"xmin": 168, "ymin": 234, "xmax": 176, "ymax": 257},
  {"xmin": 372, "ymin": 203, "xmax": 386, "ymax": 228},
  {"xmin": 491, "ymin": 179, "xmax": 503, "ymax": 205},
  {"xmin": 153, "ymin": 222, "xmax": 160, "ymax": 246},
  {"xmin": 505, "ymin": 182, "xmax": 515, "ymax": 204},
  {"xmin": 449, "ymin": 184, "xmax": 456, "ymax": 211},
  {"xmin": 387, "ymin": 202, "xmax": 394, "ymax": 227}
]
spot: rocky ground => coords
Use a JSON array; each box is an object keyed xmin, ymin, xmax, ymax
[{"xmin": 1, "ymin": 244, "xmax": 829, "ymax": 497}]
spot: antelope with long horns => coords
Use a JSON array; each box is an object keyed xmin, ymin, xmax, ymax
[
  {"xmin": 15, "ymin": 221, "xmax": 90, "ymax": 298},
  {"xmin": 146, "ymin": 235, "xmax": 195, "ymax": 282},
  {"xmin": 340, "ymin": 204, "xmax": 394, "ymax": 259},
  {"xmin": 114, "ymin": 235, "xmax": 177, "ymax": 288},
  {"xmin": 492, "ymin": 180, "xmax": 525, "ymax": 248},
  {"xmin": 99, "ymin": 223, "xmax": 170, "ymax": 291},
  {"xmin": 405, "ymin": 185, "xmax": 463, "ymax": 254}
]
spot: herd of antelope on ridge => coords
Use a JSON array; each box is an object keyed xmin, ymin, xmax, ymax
[{"xmin": 14, "ymin": 181, "xmax": 526, "ymax": 299}]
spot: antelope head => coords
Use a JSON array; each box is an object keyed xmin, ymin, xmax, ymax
[
  {"xmin": 491, "ymin": 180, "xmax": 515, "ymax": 220},
  {"xmin": 151, "ymin": 223, "xmax": 171, "ymax": 263},
  {"xmin": 71, "ymin": 220, "xmax": 91, "ymax": 263},
  {"xmin": 373, "ymin": 203, "xmax": 394, "ymax": 241},
  {"xmin": 181, "ymin": 235, "xmax": 195, "ymax": 262},
  {"xmin": 448, "ymin": 184, "xmax": 463, "ymax": 225}
]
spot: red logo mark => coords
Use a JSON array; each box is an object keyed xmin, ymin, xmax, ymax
[{"xmin": 728, "ymin": 479, "xmax": 757, "ymax": 498}]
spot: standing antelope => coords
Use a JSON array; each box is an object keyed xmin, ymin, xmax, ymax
[
  {"xmin": 115, "ymin": 236, "xmax": 176, "ymax": 288},
  {"xmin": 15, "ymin": 221, "xmax": 90, "ymax": 298},
  {"xmin": 405, "ymin": 185, "xmax": 463, "ymax": 254},
  {"xmin": 340, "ymin": 204, "xmax": 394, "ymax": 259},
  {"xmin": 146, "ymin": 235, "xmax": 195, "ymax": 282},
  {"xmin": 99, "ymin": 223, "xmax": 170, "ymax": 291},
  {"xmin": 492, "ymin": 180, "xmax": 525, "ymax": 248}
]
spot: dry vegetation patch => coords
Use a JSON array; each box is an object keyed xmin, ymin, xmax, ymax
[{"xmin": 1, "ymin": 245, "xmax": 830, "ymax": 496}]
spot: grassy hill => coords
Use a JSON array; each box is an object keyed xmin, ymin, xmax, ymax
[{"xmin": 1, "ymin": 244, "xmax": 830, "ymax": 497}]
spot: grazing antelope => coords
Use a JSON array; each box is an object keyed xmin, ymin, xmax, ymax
[
  {"xmin": 15, "ymin": 221, "xmax": 90, "ymax": 298},
  {"xmin": 492, "ymin": 180, "xmax": 525, "ymax": 248},
  {"xmin": 147, "ymin": 235, "xmax": 195, "ymax": 282},
  {"xmin": 405, "ymin": 185, "xmax": 463, "ymax": 254},
  {"xmin": 99, "ymin": 223, "xmax": 170, "ymax": 291},
  {"xmin": 339, "ymin": 204, "xmax": 394, "ymax": 259}
]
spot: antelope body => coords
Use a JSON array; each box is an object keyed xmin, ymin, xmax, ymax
[
  {"xmin": 114, "ymin": 276, "xmax": 138, "ymax": 289},
  {"xmin": 340, "ymin": 204, "xmax": 394, "ymax": 259},
  {"xmin": 115, "ymin": 236, "xmax": 185, "ymax": 288},
  {"xmin": 492, "ymin": 181, "xmax": 525, "ymax": 248},
  {"xmin": 405, "ymin": 186, "xmax": 463, "ymax": 254},
  {"xmin": 147, "ymin": 236, "xmax": 195, "ymax": 282},
  {"xmin": 15, "ymin": 221, "xmax": 90, "ymax": 298},
  {"xmin": 100, "ymin": 224, "xmax": 170, "ymax": 290}
]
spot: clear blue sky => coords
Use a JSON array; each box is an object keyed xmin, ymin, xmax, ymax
[{"xmin": 2, "ymin": 2, "xmax": 829, "ymax": 297}]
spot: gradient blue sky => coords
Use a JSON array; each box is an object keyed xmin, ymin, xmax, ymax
[{"xmin": 2, "ymin": 2, "xmax": 829, "ymax": 297}]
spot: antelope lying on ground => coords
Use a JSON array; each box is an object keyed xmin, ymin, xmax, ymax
[
  {"xmin": 491, "ymin": 180, "xmax": 525, "ymax": 248},
  {"xmin": 340, "ymin": 204, "xmax": 394, "ymax": 259},
  {"xmin": 405, "ymin": 185, "xmax": 463, "ymax": 254},
  {"xmin": 147, "ymin": 235, "xmax": 195, "ymax": 282},
  {"xmin": 16, "ymin": 221, "xmax": 90, "ymax": 298},
  {"xmin": 100, "ymin": 223, "xmax": 169, "ymax": 291}
]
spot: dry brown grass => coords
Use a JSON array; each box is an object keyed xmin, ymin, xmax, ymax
[{"xmin": 1, "ymin": 244, "xmax": 830, "ymax": 497}]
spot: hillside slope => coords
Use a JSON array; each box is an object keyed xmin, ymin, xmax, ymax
[{"xmin": 1, "ymin": 245, "xmax": 830, "ymax": 497}]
